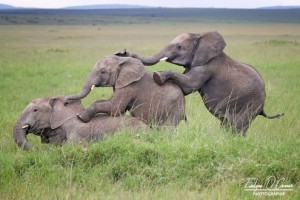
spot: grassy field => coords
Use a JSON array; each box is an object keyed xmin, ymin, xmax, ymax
[{"xmin": 0, "ymin": 10, "xmax": 300, "ymax": 199}]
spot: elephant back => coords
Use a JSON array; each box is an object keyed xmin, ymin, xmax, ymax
[{"xmin": 130, "ymin": 72, "xmax": 185, "ymax": 126}]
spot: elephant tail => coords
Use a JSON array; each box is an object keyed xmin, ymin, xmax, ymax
[{"xmin": 259, "ymin": 109, "xmax": 284, "ymax": 119}]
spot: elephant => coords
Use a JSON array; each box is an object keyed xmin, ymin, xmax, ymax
[
  {"xmin": 63, "ymin": 55, "xmax": 185, "ymax": 127},
  {"xmin": 13, "ymin": 96, "xmax": 148, "ymax": 150},
  {"xmin": 115, "ymin": 31, "xmax": 284, "ymax": 134}
]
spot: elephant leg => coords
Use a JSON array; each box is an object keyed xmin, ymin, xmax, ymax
[
  {"xmin": 78, "ymin": 92, "xmax": 131, "ymax": 123},
  {"xmin": 221, "ymin": 116, "xmax": 248, "ymax": 135},
  {"xmin": 79, "ymin": 99, "xmax": 108, "ymax": 122},
  {"xmin": 78, "ymin": 105, "xmax": 96, "ymax": 123},
  {"xmin": 153, "ymin": 67, "xmax": 190, "ymax": 85},
  {"xmin": 232, "ymin": 120, "xmax": 250, "ymax": 135},
  {"xmin": 153, "ymin": 66, "xmax": 211, "ymax": 95},
  {"xmin": 40, "ymin": 135, "xmax": 50, "ymax": 143},
  {"xmin": 227, "ymin": 109, "xmax": 254, "ymax": 135},
  {"xmin": 153, "ymin": 71, "xmax": 170, "ymax": 85},
  {"xmin": 220, "ymin": 117, "xmax": 232, "ymax": 132}
]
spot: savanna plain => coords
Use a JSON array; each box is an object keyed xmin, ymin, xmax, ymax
[{"xmin": 0, "ymin": 9, "xmax": 299, "ymax": 199}]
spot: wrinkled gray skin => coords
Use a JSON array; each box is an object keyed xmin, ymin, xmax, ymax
[
  {"xmin": 64, "ymin": 55, "xmax": 185, "ymax": 126},
  {"xmin": 13, "ymin": 96, "xmax": 148, "ymax": 150},
  {"xmin": 116, "ymin": 31, "xmax": 283, "ymax": 134}
]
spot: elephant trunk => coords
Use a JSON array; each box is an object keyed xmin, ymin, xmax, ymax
[
  {"xmin": 13, "ymin": 120, "xmax": 32, "ymax": 150},
  {"xmin": 131, "ymin": 49, "xmax": 166, "ymax": 66},
  {"xmin": 64, "ymin": 81, "xmax": 94, "ymax": 102}
]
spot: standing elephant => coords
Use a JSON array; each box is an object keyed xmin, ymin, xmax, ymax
[
  {"xmin": 13, "ymin": 96, "xmax": 148, "ymax": 150},
  {"xmin": 64, "ymin": 55, "xmax": 185, "ymax": 126},
  {"xmin": 116, "ymin": 31, "xmax": 283, "ymax": 133}
]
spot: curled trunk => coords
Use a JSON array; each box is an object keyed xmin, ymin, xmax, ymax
[
  {"xmin": 65, "ymin": 82, "xmax": 93, "ymax": 101},
  {"xmin": 13, "ymin": 121, "xmax": 32, "ymax": 150}
]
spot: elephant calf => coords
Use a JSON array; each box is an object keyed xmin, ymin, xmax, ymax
[
  {"xmin": 13, "ymin": 96, "xmax": 148, "ymax": 150},
  {"xmin": 116, "ymin": 31, "xmax": 284, "ymax": 134},
  {"xmin": 64, "ymin": 55, "xmax": 185, "ymax": 126}
]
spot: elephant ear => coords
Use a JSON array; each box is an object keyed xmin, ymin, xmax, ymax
[
  {"xmin": 115, "ymin": 57, "xmax": 146, "ymax": 89},
  {"xmin": 192, "ymin": 31, "xmax": 226, "ymax": 66},
  {"xmin": 50, "ymin": 97, "xmax": 82, "ymax": 129}
]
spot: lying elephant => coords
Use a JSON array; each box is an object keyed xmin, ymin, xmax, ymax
[
  {"xmin": 13, "ymin": 96, "xmax": 148, "ymax": 150},
  {"xmin": 64, "ymin": 55, "xmax": 185, "ymax": 126},
  {"xmin": 116, "ymin": 32, "xmax": 284, "ymax": 134}
]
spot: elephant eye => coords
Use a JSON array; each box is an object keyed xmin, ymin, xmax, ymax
[
  {"xmin": 33, "ymin": 108, "xmax": 38, "ymax": 112},
  {"xmin": 99, "ymin": 70, "xmax": 106, "ymax": 74},
  {"xmin": 176, "ymin": 44, "xmax": 182, "ymax": 50}
]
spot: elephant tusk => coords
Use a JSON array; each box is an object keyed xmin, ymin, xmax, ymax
[
  {"xmin": 91, "ymin": 85, "xmax": 95, "ymax": 90},
  {"xmin": 160, "ymin": 57, "xmax": 168, "ymax": 62},
  {"xmin": 22, "ymin": 125, "xmax": 29, "ymax": 129}
]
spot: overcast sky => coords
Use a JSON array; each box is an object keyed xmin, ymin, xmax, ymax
[{"xmin": 1, "ymin": 0, "xmax": 299, "ymax": 9}]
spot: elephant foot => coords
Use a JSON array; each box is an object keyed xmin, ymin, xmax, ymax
[
  {"xmin": 153, "ymin": 72, "xmax": 167, "ymax": 85},
  {"xmin": 77, "ymin": 112, "xmax": 92, "ymax": 123}
]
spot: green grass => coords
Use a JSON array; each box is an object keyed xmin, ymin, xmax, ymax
[{"xmin": 0, "ymin": 16, "xmax": 300, "ymax": 199}]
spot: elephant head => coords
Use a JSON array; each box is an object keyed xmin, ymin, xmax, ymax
[
  {"xmin": 64, "ymin": 55, "xmax": 146, "ymax": 103},
  {"xmin": 13, "ymin": 96, "xmax": 83, "ymax": 150},
  {"xmin": 116, "ymin": 31, "xmax": 226, "ymax": 67}
]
